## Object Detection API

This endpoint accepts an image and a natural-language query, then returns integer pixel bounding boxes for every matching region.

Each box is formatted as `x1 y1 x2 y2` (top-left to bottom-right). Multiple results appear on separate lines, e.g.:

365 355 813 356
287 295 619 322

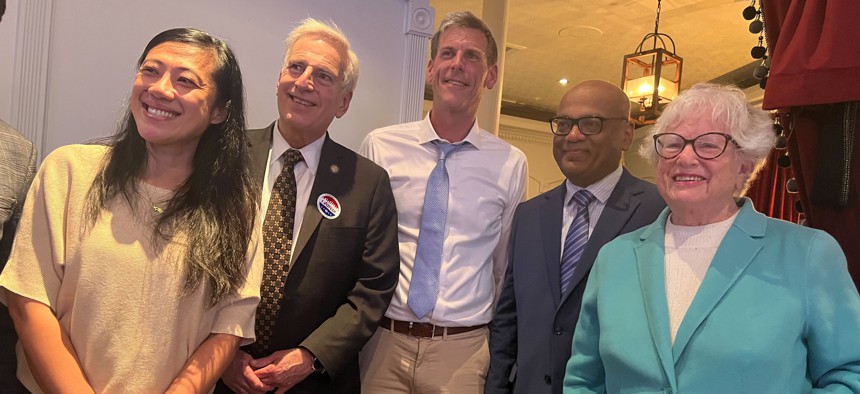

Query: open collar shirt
559 165 623 257
360 113 528 326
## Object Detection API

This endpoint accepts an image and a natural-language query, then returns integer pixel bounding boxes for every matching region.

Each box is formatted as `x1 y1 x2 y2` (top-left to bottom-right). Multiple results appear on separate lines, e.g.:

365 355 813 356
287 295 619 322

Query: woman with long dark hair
0 28 261 393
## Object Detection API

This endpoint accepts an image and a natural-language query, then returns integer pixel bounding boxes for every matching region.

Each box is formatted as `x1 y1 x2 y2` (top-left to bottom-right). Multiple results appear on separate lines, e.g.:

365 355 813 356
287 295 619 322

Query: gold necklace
140 184 167 214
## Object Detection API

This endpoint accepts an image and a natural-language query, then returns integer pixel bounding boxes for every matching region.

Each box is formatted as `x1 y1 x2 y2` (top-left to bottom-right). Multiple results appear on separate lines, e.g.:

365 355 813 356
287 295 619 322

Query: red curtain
783 110 860 289
744 145 801 223
761 0 860 289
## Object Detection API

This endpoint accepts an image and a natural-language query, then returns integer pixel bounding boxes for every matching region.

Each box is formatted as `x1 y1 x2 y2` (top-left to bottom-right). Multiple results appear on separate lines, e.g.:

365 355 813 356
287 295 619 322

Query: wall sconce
621 0 683 125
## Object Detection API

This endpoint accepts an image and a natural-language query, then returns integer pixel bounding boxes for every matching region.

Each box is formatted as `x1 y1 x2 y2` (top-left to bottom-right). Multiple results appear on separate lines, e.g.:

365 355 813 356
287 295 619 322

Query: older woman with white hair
563 83 860 393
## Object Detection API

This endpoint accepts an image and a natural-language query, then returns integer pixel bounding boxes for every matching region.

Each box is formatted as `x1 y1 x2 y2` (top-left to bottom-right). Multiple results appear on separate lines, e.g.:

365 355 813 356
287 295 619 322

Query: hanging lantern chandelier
621 0 683 125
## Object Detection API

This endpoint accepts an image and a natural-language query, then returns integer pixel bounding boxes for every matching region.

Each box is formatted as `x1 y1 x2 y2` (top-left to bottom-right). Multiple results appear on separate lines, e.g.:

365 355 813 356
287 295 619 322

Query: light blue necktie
408 140 468 319
560 189 595 295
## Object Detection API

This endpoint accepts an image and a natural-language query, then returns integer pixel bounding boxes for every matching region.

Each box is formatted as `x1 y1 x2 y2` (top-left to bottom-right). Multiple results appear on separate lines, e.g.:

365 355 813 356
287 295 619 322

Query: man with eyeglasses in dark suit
487 80 665 394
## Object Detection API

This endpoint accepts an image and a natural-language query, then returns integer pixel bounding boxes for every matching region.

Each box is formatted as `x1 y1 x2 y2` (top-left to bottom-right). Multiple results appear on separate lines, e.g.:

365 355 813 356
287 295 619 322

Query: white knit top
0 145 264 393
664 211 738 344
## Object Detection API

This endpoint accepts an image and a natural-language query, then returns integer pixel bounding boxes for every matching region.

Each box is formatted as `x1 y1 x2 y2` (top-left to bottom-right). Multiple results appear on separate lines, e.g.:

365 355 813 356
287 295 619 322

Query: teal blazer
564 199 860 393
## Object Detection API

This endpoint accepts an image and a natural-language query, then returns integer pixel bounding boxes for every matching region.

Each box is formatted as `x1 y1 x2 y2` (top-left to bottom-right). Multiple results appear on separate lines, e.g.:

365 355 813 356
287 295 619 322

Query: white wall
1 0 423 157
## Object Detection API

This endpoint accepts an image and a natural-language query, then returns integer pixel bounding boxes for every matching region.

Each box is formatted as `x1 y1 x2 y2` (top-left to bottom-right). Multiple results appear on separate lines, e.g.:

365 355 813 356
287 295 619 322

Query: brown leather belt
380 316 485 338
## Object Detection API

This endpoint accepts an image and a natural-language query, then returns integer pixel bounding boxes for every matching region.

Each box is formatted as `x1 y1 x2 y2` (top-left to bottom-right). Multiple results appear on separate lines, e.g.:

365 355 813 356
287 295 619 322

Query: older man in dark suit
217 18 399 394
486 80 665 394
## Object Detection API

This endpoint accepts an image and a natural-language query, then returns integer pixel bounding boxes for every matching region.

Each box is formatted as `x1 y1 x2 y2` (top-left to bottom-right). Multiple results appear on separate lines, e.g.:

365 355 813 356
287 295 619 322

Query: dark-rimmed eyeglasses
548 116 629 136
653 132 741 160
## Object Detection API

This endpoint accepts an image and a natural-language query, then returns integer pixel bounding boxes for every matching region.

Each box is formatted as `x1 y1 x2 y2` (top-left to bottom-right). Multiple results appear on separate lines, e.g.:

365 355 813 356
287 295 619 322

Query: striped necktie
560 189 595 295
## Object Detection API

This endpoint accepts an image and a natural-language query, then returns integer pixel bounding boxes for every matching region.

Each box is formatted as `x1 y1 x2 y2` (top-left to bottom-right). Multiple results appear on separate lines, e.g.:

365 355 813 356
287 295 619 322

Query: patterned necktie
247 149 304 358
560 189 595 295
408 140 468 319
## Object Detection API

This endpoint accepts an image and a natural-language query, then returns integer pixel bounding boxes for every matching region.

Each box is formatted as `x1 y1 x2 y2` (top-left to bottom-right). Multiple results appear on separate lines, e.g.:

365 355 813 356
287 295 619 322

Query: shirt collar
564 165 623 206
270 124 325 173
420 111 485 150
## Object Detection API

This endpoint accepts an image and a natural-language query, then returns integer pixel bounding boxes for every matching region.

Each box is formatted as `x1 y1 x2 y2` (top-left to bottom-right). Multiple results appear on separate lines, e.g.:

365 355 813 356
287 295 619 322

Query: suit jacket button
554 327 563 335
544 375 552 384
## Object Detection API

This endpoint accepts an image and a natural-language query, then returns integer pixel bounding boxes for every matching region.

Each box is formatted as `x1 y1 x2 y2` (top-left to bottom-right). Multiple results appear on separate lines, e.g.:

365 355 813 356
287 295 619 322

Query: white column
400 0 434 123
477 0 509 135
10 0 53 159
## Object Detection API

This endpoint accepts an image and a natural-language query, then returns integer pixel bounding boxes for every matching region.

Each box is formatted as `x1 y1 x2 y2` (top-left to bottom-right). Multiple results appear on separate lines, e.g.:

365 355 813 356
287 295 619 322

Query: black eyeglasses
653 132 741 160
548 116 629 136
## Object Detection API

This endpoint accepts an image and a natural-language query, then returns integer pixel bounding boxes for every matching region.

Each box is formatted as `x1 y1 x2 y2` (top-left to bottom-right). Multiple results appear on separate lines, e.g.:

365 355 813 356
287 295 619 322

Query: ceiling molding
500 129 553 144
424 85 556 123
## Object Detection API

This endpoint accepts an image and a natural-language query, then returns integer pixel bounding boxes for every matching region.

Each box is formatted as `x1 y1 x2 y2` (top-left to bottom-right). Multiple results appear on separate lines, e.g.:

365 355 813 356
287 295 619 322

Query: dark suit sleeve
486 208 522 394
300 166 400 378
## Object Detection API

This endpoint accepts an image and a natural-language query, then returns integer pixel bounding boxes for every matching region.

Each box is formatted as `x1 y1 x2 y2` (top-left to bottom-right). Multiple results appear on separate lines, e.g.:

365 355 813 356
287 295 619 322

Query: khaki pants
359 325 489 394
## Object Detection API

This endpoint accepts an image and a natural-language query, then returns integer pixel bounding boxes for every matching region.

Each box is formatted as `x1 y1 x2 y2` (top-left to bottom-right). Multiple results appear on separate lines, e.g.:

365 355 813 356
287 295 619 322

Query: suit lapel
541 185 566 308
290 135 343 265
247 123 275 191
671 200 764 361
634 211 676 387
561 170 642 304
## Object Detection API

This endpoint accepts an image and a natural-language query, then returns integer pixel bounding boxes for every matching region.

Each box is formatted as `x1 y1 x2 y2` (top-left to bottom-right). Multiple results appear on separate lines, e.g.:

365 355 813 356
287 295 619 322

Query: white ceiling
431 0 762 114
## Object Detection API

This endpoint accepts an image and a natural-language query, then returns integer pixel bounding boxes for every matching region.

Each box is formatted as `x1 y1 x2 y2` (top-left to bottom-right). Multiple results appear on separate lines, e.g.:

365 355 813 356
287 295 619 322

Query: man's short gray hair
283 18 360 93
